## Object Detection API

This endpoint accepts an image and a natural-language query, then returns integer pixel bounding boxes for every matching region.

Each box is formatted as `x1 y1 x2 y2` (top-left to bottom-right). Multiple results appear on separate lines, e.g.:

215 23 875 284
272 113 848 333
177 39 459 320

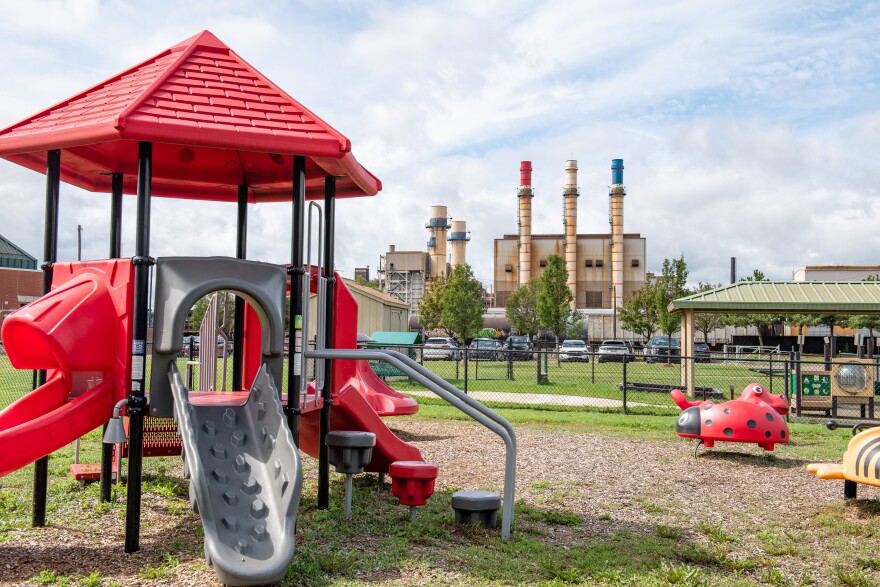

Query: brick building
0 235 41 329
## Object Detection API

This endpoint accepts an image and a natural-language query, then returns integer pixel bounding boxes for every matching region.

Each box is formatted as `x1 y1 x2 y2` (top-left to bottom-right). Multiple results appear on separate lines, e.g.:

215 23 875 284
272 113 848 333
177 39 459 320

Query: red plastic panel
0 260 134 477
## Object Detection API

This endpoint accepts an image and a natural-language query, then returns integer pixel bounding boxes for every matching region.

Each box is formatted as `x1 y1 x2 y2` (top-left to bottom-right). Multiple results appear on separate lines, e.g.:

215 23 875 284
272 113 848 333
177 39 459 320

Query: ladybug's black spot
765 412 774 422
765 431 771 438
724 427 734 437
706 420 713 427
704 403 713 410
780 430 787 439
724 408 731 414
747 420 757 429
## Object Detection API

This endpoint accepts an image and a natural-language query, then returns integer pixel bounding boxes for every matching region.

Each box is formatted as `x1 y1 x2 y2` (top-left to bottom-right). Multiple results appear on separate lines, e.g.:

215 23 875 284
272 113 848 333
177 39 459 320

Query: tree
536 254 573 344
564 309 586 340
417 275 447 333
440 264 484 344
654 256 689 339
847 275 880 343
354 275 382 291
619 281 659 343
694 282 726 343
505 280 542 336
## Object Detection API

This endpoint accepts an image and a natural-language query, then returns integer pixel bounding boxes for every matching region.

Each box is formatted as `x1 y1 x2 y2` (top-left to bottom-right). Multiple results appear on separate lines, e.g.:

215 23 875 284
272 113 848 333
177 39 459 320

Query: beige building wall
494 233 646 309
793 266 880 282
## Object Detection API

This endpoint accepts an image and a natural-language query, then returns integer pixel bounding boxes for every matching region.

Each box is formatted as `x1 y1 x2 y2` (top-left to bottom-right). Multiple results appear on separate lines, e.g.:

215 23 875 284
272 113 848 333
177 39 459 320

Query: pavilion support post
100 172 124 503
287 156 306 445
125 142 152 553
317 175 336 510
232 184 248 391
33 149 61 527
680 310 695 395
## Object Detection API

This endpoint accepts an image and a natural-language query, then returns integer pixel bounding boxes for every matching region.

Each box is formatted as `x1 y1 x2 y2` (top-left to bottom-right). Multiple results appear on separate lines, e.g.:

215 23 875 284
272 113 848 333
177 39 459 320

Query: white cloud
0 0 878 300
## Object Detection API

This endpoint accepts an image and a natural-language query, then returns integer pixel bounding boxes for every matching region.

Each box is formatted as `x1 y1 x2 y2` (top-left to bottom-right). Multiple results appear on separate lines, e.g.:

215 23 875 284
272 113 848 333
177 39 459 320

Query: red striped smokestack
518 161 534 285
564 160 579 309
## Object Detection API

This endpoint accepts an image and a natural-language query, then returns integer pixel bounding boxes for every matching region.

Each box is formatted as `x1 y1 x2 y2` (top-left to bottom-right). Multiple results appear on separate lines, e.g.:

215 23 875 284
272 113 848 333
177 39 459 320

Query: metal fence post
463 348 468 394
591 350 595 384
536 348 541 385
769 353 774 394
795 352 802 418
622 355 628 414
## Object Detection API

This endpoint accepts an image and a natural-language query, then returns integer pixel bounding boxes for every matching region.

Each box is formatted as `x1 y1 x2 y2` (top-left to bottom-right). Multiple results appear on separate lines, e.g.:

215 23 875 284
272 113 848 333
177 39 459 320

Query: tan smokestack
448 219 469 268
564 160 578 309
518 161 533 285
610 159 625 310
426 205 449 278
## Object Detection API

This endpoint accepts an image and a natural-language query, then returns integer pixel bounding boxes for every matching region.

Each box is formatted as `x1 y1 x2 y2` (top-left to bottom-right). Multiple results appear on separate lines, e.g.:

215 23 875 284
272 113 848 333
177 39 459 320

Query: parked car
694 341 711 363
644 336 681 363
502 335 533 361
469 338 502 361
182 335 200 358
597 339 633 363
423 336 461 361
560 339 590 362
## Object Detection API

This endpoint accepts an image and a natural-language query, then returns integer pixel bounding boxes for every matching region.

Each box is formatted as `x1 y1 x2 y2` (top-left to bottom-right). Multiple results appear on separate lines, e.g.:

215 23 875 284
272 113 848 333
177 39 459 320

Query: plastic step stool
452 490 501 528
389 460 438 520
326 431 376 517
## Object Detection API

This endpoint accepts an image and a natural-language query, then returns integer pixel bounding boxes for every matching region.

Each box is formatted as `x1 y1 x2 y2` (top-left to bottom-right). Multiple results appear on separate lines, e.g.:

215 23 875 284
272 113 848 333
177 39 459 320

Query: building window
595 260 604 268
504 264 513 272
584 259 593 267
539 259 547 267
631 259 640 267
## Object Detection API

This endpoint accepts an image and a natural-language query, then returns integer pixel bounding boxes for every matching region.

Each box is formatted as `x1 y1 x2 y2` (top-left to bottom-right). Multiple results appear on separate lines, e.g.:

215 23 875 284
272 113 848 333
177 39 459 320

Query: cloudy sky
0 0 877 292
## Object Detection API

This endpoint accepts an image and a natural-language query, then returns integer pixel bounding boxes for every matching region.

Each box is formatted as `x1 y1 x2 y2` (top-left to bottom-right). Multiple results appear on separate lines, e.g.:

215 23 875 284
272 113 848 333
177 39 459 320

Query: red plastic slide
0 260 133 478
296 273 421 471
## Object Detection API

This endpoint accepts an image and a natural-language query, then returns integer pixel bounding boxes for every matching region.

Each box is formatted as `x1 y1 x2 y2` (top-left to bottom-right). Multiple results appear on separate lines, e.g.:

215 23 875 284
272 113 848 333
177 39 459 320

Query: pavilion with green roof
670 281 880 393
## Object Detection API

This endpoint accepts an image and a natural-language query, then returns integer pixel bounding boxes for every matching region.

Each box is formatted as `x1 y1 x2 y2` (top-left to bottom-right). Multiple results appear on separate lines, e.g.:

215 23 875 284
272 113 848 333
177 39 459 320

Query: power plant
494 159 646 310
379 206 470 312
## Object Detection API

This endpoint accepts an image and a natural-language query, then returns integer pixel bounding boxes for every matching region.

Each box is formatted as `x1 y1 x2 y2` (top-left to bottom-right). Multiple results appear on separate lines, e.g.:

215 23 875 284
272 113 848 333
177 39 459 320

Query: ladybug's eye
754 386 763 394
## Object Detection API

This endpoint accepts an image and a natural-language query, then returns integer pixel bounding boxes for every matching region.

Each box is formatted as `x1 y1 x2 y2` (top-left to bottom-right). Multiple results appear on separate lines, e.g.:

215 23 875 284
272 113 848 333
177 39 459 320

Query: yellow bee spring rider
807 421 880 499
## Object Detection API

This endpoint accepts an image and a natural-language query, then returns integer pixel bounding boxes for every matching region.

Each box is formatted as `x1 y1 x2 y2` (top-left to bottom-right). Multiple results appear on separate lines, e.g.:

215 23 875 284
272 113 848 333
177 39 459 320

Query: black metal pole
318 175 336 509
288 157 306 445
33 149 61 527
622 355 628 414
100 172 124 503
232 184 248 391
317 175 336 509
795 352 802 418
125 142 152 553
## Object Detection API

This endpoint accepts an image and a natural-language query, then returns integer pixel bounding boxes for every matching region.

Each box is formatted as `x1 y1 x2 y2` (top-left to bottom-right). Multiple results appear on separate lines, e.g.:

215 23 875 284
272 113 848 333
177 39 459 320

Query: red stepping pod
389 461 438 506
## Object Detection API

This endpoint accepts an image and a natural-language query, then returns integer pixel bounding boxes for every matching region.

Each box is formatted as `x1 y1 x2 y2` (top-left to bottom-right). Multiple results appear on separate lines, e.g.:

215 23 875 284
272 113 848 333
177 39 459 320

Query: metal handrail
303 202 323 405
304 347 517 540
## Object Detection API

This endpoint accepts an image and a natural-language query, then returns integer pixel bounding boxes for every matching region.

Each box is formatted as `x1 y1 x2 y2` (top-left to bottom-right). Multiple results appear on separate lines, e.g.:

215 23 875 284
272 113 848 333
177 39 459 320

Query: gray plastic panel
150 257 286 417
170 363 302 587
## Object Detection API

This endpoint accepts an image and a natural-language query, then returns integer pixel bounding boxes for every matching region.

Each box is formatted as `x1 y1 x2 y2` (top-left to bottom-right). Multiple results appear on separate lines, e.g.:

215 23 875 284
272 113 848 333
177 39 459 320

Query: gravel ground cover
0 417 877 586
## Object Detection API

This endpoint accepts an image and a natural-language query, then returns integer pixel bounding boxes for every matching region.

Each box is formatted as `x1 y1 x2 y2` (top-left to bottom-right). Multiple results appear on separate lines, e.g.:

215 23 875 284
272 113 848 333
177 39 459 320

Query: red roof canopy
0 31 380 202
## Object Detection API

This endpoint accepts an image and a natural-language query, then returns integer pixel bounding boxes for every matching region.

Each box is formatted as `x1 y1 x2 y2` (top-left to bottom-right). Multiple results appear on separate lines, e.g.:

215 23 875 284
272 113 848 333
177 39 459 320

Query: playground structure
0 30 516 586
807 421 880 499
671 383 790 454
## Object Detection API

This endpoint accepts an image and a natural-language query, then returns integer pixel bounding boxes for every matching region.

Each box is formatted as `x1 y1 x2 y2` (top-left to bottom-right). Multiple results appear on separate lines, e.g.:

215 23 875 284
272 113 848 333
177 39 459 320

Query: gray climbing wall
170 363 302 586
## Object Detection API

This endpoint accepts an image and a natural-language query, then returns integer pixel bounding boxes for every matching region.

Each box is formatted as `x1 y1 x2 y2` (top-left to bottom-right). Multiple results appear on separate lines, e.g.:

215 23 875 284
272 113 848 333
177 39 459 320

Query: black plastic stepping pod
326 431 376 517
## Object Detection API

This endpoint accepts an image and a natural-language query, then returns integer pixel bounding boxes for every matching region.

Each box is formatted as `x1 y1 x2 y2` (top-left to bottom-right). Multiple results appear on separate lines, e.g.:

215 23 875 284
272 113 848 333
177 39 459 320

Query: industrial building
793 266 880 282
378 206 469 312
493 159 646 310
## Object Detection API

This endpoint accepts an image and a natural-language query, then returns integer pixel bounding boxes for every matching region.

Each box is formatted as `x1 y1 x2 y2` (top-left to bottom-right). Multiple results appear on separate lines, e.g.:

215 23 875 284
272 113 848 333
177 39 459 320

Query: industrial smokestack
610 159 625 311
448 220 469 268
564 160 579 309
426 205 449 278
518 161 534 285
730 257 737 284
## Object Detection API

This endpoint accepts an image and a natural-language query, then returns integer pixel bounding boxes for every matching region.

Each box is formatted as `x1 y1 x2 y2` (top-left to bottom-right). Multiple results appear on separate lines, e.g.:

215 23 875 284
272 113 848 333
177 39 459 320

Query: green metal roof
367 331 422 345
0 234 36 270
669 281 880 314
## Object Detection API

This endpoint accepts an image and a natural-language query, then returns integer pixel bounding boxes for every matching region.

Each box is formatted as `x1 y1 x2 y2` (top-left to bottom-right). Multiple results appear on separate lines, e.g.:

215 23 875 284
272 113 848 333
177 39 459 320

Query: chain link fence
2 341 877 424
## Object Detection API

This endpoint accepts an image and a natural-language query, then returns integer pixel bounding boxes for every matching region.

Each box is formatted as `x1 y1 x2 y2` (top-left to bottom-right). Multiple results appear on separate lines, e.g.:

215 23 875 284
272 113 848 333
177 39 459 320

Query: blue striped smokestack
611 159 624 185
